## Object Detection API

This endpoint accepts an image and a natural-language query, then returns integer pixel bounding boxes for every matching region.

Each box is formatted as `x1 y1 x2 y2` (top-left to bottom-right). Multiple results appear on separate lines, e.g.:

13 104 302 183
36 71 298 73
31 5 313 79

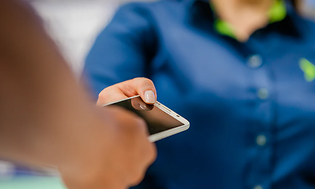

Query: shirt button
257 88 268 99
254 185 263 189
247 55 262 68
256 135 267 146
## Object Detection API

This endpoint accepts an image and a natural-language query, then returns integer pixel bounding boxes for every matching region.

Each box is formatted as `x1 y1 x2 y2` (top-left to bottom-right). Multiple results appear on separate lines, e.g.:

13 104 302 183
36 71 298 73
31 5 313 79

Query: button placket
257 88 269 99
254 185 263 189
256 135 267 146
247 55 263 68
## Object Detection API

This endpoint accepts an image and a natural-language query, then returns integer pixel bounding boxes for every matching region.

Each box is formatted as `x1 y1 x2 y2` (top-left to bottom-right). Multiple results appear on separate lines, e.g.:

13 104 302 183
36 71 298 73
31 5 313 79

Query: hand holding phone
103 96 190 142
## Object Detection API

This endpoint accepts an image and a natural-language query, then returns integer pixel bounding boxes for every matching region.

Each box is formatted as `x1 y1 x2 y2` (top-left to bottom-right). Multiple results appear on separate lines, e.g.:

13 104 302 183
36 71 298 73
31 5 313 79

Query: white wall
31 0 120 76
31 0 155 76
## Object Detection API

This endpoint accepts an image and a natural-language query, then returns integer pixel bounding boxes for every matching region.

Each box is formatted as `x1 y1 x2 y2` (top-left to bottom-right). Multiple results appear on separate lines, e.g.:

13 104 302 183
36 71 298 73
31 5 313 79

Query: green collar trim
268 0 287 23
212 0 287 39
299 58 315 82
214 20 236 39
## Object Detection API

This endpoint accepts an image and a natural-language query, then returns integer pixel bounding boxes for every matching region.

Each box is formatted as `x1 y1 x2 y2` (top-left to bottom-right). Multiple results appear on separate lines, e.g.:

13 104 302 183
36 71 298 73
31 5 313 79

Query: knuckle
97 91 107 102
120 115 146 136
129 171 145 186
132 77 146 81
150 145 157 162
134 77 154 87
144 142 157 164
135 117 146 127
142 78 154 87
135 118 148 134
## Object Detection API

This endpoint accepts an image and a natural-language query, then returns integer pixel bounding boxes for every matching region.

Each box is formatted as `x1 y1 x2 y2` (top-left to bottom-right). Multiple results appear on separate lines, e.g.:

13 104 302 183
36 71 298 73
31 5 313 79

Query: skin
0 0 157 189
211 0 276 41
97 78 157 106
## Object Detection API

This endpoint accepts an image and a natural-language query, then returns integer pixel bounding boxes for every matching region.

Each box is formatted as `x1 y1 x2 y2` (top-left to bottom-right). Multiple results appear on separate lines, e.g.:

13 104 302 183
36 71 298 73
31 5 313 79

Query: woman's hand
97 77 157 106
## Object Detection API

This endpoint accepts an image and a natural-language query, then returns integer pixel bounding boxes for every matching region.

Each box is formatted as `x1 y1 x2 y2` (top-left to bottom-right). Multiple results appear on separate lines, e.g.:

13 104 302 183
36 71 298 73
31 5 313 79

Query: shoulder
119 0 184 9
296 16 315 41
105 0 187 37
115 0 186 18
303 17 315 32
288 15 315 55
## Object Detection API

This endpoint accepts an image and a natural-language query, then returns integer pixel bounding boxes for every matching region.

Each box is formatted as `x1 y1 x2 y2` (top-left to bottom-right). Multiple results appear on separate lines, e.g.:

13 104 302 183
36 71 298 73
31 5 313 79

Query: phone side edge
102 95 140 107
148 124 190 142
154 101 190 126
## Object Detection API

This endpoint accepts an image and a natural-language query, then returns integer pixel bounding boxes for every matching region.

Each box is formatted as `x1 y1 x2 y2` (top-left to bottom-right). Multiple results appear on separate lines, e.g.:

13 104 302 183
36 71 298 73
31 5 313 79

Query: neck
233 0 272 9
211 0 274 41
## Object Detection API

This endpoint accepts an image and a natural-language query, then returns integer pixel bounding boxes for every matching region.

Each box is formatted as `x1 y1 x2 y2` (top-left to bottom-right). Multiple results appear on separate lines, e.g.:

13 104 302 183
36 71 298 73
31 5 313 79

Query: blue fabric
84 0 315 188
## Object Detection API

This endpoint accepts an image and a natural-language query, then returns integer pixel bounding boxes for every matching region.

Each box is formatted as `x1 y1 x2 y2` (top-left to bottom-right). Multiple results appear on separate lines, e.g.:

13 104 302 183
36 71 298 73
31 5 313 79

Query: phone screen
108 97 184 135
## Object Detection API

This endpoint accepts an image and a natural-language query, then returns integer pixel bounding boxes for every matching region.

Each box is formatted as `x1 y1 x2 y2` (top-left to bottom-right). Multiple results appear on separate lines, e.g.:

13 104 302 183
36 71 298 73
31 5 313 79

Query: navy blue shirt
84 0 315 188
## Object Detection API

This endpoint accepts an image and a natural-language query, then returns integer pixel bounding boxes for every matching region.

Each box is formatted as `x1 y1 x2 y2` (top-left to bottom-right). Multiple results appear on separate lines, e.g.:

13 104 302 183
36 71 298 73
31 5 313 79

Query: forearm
0 0 101 167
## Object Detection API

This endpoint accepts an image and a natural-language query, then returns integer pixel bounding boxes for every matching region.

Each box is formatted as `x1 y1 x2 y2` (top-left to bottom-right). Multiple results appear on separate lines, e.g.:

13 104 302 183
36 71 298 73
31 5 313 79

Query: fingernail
140 104 149 110
144 90 155 103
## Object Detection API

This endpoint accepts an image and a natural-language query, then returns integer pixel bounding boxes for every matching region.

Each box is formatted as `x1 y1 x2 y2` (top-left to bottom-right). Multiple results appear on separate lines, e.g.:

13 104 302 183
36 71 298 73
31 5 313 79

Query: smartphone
103 95 190 142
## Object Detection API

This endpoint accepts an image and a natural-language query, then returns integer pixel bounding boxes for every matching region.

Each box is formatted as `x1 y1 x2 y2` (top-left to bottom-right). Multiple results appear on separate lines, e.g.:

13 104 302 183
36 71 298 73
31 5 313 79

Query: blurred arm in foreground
0 0 156 189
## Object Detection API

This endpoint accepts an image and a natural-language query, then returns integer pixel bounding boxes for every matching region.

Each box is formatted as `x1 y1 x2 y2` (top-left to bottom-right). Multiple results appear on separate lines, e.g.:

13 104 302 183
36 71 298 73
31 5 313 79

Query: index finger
96 78 157 106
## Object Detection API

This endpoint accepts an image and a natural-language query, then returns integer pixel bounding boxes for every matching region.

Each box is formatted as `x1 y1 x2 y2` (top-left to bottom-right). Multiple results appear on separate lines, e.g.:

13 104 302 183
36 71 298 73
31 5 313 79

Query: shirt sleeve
83 3 157 98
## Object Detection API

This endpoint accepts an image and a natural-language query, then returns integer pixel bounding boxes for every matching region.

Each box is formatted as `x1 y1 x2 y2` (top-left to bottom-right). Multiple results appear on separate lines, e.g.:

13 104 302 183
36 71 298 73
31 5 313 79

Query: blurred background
30 0 155 76
31 0 315 77
30 0 121 76
0 0 315 188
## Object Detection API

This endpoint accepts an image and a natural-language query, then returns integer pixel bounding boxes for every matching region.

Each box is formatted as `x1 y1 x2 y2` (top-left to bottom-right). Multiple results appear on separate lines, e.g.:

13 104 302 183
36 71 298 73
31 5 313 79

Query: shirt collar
268 0 287 23
213 0 287 39
186 0 301 39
